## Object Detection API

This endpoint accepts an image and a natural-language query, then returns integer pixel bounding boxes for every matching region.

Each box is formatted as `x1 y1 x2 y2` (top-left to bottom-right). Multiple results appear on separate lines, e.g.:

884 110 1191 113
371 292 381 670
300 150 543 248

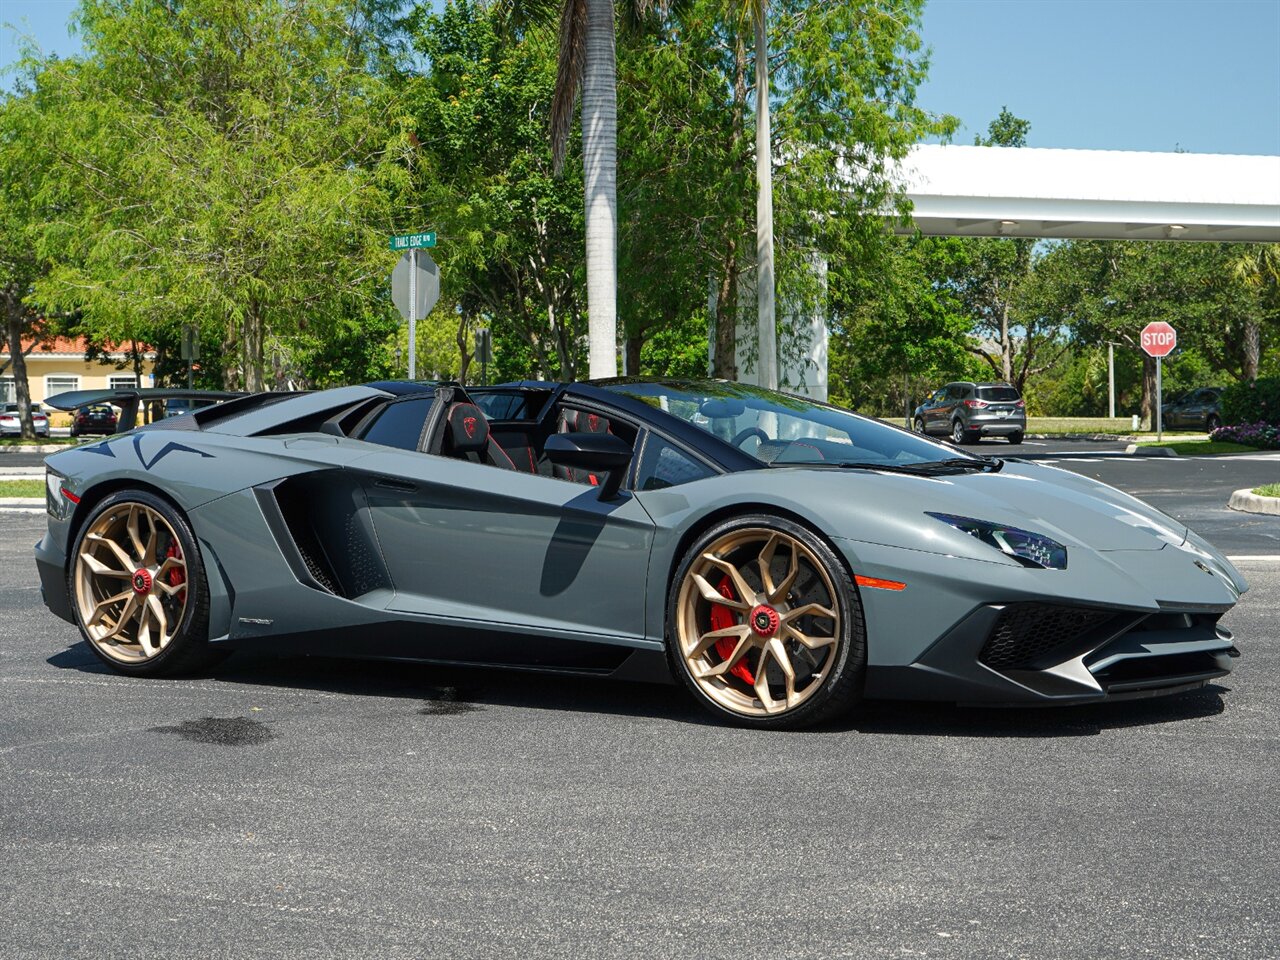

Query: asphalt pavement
3 491 1279 958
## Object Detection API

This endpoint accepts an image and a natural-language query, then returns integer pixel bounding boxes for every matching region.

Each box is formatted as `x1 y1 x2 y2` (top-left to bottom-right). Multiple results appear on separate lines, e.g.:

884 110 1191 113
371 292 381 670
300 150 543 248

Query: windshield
603 381 982 468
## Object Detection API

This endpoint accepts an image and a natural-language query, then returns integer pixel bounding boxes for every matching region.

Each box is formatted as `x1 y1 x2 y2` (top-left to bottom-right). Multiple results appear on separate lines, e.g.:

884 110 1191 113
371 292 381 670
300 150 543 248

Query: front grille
980 603 1125 671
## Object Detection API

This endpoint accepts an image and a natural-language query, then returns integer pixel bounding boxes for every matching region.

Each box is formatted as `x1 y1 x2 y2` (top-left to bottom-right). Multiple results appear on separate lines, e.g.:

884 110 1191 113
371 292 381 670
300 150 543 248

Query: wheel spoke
752 645 785 714
87 589 133 626
146 594 170 647
690 623 750 658
156 556 185 580
766 637 799 706
784 623 837 650
99 594 140 642
142 509 159 566
82 553 131 579
781 602 837 624
757 533 780 598
701 553 757 606
766 538 800 604
699 634 755 679
691 572 749 611
125 505 147 563
87 533 134 574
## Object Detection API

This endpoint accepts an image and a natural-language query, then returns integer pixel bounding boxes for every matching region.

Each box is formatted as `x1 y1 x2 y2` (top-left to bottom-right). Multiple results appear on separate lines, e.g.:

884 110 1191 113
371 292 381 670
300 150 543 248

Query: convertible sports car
35 379 1245 728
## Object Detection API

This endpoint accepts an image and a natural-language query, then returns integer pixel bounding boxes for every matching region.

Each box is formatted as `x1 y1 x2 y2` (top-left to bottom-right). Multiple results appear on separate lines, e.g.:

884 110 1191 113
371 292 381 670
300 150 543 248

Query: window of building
44 376 80 400
108 375 138 391
0 377 13 403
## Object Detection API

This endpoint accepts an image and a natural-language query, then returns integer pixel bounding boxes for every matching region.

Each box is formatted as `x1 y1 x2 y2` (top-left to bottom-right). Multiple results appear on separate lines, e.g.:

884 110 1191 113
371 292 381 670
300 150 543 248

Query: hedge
1210 422 1280 449
1220 377 1280 426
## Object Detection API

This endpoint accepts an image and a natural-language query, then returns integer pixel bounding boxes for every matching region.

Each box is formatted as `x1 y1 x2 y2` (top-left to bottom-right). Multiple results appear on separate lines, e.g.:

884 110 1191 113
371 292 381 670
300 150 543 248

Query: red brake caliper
710 575 756 685
165 542 186 601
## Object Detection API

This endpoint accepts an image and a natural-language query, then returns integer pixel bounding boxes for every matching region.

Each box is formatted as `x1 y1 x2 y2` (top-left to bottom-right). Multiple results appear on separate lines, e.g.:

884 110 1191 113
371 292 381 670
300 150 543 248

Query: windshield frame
594 379 985 471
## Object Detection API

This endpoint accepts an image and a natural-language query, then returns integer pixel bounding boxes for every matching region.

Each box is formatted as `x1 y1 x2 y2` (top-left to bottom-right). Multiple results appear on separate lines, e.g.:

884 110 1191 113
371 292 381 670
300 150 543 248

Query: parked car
1161 387 1223 431
37 378 1243 729
912 381 1026 445
0 402 50 438
70 404 119 438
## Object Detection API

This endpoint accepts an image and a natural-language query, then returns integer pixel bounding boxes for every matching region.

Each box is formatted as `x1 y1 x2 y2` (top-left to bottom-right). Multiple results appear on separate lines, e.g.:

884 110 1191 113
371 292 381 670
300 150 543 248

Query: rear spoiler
44 388 247 432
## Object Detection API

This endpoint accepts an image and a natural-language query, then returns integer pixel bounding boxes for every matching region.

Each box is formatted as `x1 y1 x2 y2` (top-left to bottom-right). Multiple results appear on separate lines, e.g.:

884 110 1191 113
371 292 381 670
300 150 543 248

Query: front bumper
865 599 1235 705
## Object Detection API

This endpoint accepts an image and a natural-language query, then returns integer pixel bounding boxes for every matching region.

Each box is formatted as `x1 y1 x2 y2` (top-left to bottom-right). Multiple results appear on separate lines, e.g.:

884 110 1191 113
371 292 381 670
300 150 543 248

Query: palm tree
550 1 665 379
1231 244 1280 381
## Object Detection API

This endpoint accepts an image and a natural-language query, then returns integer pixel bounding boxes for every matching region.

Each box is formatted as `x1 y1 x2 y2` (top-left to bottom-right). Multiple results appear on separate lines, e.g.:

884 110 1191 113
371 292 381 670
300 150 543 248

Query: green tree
33 0 414 392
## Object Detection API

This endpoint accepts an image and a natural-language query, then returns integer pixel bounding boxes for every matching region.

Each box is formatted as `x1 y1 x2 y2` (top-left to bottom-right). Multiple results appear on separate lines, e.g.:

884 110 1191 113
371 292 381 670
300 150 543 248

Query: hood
904 459 1187 552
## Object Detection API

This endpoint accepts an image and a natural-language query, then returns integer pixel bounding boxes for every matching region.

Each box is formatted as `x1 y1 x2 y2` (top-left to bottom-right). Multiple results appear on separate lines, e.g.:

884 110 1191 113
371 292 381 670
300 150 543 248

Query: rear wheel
667 515 865 729
69 490 219 676
951 420 974 445
1007 431 1024 445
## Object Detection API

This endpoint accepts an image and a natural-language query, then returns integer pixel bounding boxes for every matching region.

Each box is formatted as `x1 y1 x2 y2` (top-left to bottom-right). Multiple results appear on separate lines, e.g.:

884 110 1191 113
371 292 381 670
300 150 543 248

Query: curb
0 497 43 514
0 444 74 454
1125 444 1177 457
1228 489 1280 516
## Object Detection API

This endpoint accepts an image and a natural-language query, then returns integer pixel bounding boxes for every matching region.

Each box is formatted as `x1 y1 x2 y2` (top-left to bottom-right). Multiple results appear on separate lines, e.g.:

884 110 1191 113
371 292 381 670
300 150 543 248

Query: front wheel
1207 415 1221 432
667 515 866 729
913 418 925 434
69 490 219 676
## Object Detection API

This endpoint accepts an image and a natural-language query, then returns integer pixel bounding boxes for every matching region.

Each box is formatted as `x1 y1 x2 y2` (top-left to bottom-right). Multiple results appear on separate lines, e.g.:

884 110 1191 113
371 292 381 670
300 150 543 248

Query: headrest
446 402 489 453
559 408 610 434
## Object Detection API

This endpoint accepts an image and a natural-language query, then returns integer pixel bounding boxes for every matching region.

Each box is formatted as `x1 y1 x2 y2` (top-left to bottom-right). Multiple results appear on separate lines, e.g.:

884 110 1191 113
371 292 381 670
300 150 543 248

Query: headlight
926 512 1068 570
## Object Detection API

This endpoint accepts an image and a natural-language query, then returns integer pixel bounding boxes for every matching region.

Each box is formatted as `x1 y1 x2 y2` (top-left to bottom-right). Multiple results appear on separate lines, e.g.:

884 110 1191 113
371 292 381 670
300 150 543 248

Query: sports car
35 379 1245 728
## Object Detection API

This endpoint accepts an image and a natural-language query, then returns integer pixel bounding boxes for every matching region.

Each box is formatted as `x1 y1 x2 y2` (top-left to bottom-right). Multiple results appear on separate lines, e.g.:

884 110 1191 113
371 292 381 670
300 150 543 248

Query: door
352 446 656 648
924 387 951 434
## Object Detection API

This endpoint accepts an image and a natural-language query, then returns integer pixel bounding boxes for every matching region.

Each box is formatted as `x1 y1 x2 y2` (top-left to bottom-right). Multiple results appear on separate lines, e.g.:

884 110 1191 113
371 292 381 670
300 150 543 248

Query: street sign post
389 232 437 251
391 248 441 379
1141 321 1177 442
474 327 492 386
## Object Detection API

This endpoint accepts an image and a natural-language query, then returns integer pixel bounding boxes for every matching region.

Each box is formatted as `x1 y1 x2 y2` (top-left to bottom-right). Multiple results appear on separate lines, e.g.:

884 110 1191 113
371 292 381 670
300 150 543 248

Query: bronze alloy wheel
73 500 191 664
674 524 853 721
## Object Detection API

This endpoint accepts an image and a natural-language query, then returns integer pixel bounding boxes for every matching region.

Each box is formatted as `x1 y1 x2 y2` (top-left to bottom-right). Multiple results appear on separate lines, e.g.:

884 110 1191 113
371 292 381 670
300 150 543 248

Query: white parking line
1227 555 1280 564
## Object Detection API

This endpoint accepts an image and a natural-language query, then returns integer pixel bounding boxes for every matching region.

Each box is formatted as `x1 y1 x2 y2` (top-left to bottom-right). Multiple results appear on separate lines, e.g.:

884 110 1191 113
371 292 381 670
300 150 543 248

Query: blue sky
3 0 1278 155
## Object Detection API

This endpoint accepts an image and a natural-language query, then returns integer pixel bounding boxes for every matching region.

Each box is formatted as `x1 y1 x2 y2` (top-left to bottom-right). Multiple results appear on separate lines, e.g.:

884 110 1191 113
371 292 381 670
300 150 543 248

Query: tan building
1 337 157 418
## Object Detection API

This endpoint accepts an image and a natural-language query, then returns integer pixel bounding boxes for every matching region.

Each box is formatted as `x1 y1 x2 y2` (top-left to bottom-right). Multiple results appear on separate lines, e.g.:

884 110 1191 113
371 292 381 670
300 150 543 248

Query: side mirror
544 431 632 501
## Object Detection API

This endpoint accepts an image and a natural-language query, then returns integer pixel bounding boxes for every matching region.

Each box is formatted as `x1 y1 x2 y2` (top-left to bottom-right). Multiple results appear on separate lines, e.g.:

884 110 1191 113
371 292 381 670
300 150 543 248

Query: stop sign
1140 321 1177 358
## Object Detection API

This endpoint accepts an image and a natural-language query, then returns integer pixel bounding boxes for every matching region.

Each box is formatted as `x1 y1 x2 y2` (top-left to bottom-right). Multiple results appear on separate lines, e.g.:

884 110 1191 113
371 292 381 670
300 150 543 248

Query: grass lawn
1134 440 1258 455
0 436 76 446
1255 484 1280 498
0 479 45 498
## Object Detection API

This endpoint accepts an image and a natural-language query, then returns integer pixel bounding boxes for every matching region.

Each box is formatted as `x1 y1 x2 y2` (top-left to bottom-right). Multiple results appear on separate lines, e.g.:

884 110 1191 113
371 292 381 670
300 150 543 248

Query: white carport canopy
901 144 1280 242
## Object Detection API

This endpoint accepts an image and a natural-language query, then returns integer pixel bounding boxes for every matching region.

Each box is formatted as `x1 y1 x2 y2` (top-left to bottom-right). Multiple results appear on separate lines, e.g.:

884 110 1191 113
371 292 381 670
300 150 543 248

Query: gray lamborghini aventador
35 379 1244 728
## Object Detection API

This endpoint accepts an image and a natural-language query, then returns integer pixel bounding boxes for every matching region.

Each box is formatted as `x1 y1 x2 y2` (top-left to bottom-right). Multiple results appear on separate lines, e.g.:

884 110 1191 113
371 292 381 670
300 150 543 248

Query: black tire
913 418 925 434
68 489 222 677
1007 431 1024 445
666 514 866 730
1207 415 1221 432
951 419 974 445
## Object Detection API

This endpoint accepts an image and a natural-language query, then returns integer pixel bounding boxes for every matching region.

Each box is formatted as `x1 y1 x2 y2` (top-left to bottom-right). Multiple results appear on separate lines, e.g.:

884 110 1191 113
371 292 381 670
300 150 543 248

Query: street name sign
1140 321 1177 358
389 232 437 251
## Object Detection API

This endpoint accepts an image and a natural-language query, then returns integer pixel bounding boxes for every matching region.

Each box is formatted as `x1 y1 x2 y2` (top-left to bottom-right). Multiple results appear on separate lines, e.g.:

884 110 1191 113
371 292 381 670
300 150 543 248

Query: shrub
1220 377 1280 426
1211 422 1280 449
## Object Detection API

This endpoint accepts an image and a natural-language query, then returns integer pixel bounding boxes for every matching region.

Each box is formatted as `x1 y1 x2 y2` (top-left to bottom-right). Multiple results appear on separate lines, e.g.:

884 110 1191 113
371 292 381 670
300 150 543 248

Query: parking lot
2 453 1278 959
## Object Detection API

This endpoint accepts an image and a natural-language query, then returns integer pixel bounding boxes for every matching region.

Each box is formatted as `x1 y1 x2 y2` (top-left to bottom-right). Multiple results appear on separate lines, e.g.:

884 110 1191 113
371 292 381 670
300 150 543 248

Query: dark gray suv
912 381 1026 444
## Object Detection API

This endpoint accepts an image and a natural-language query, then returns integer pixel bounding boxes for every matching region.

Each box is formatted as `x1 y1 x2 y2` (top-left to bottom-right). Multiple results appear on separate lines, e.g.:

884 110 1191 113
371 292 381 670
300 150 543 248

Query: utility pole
1108 342 1115 419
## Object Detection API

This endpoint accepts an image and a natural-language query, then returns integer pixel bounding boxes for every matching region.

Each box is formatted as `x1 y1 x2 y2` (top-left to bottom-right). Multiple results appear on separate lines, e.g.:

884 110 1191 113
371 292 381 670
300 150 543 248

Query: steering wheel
730 427 769 448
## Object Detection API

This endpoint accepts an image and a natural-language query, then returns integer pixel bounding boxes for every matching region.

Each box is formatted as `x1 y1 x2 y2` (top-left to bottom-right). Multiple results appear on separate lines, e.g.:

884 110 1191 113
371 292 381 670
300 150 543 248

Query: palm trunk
753 7 777 390
1243 317 1260 381
582 0 617 380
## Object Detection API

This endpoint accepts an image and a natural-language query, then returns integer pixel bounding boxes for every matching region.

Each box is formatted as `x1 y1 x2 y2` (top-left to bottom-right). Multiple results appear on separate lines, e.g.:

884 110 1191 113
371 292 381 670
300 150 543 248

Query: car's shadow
48 642 1228 738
